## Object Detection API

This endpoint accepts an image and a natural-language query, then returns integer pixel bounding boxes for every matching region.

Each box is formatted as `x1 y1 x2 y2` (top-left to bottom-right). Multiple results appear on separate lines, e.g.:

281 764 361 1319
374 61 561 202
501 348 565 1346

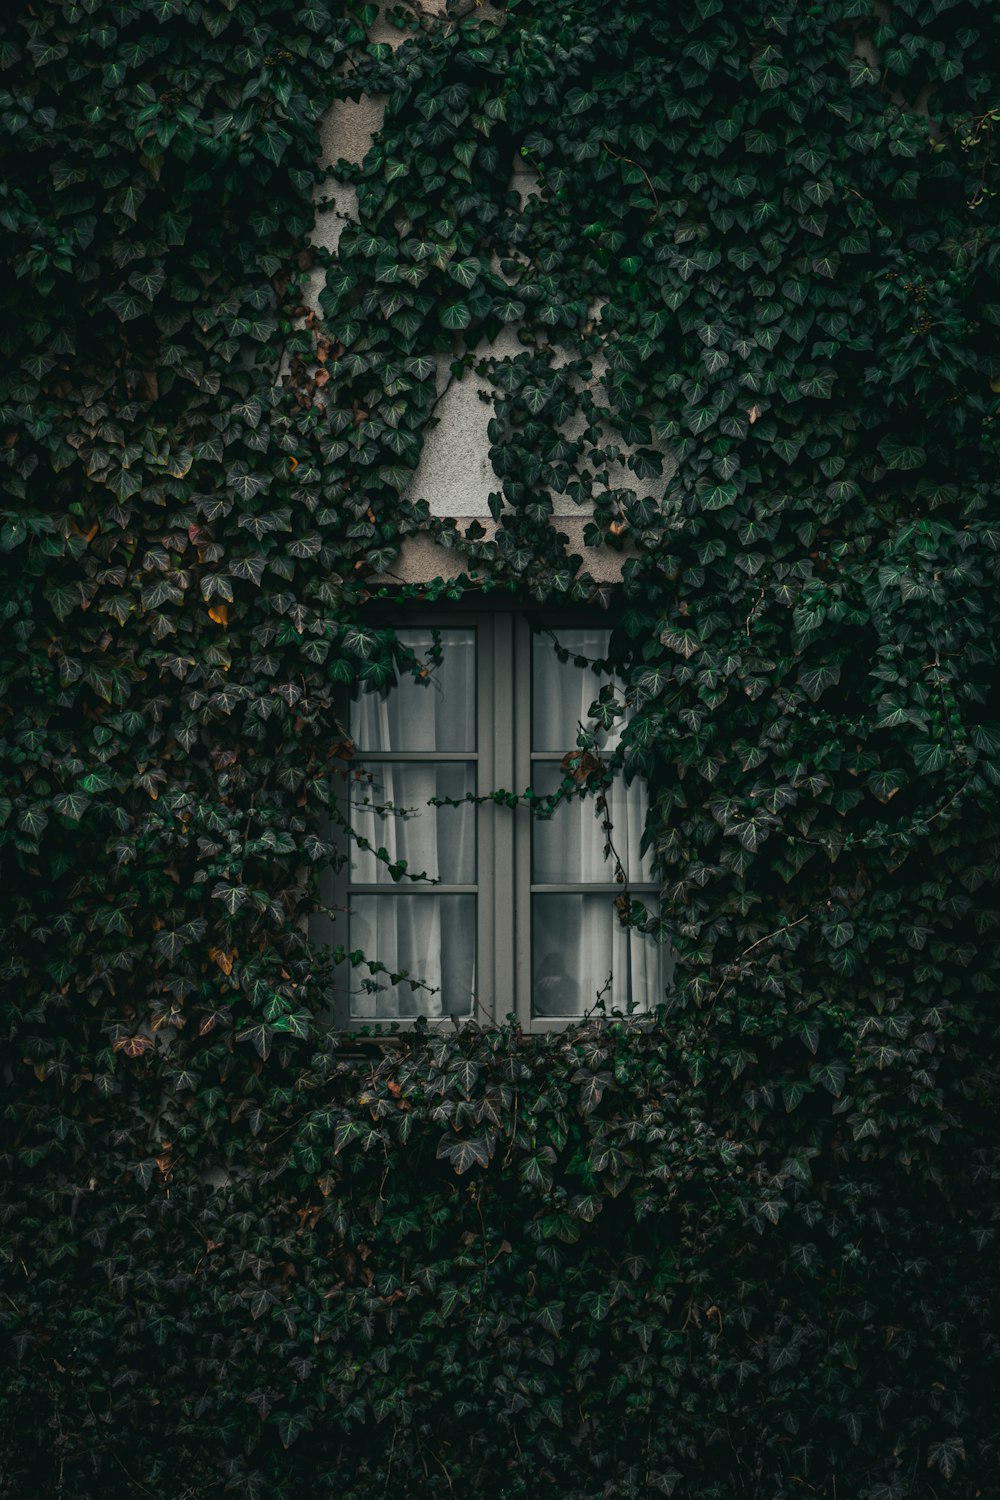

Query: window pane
532 628 620 753
351 627 475 752
350 762 475 885
531 762 655 884
531 894 669 1019
349 894 476 1021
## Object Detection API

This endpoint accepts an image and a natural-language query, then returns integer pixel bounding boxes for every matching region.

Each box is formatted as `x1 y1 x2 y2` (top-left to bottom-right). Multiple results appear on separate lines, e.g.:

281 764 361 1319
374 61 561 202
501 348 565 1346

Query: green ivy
1 0 999 1495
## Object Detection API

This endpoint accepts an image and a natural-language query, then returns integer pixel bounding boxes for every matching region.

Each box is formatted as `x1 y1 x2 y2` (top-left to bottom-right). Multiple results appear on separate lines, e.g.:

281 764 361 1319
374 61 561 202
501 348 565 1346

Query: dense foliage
2 0 999 1496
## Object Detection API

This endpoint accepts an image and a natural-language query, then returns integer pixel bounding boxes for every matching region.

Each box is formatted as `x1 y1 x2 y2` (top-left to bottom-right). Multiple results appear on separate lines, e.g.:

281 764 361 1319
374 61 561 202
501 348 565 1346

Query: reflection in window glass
531 762 654 885
350 762 475 885
346 628 477 1023
532 628 617 753
350 894 476 1020
351 628 476 752
531 895 669 1020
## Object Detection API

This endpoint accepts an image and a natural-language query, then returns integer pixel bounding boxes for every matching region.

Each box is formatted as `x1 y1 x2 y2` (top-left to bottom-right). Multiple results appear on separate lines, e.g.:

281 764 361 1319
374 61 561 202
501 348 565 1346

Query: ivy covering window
331 615 667 1027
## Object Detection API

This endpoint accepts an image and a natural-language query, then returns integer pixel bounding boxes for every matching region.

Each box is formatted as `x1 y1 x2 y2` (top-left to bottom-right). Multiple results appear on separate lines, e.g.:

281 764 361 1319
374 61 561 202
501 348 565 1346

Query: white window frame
322 609 663 1031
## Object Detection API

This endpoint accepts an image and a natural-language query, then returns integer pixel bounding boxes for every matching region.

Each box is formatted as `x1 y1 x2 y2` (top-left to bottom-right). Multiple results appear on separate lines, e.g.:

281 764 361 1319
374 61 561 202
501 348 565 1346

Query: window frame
323 605 663 1031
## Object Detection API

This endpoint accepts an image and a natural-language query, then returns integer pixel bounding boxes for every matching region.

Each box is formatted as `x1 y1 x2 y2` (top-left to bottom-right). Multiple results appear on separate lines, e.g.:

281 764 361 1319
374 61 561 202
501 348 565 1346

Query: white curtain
342 623 667 1023
348 629 476 1020
531 628 665 1018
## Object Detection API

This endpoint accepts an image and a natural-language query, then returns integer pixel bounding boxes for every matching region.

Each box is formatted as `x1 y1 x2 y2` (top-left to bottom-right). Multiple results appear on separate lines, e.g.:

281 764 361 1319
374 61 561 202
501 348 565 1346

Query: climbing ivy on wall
1 0 999 1496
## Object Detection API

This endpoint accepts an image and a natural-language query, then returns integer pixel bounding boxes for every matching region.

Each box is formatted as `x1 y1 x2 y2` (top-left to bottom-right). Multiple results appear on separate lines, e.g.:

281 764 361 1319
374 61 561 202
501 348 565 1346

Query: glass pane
350 627 475 752
531 894 670 1019
531 762 655 884
532 628 621 753
349 894 476 1021
350 762 475 885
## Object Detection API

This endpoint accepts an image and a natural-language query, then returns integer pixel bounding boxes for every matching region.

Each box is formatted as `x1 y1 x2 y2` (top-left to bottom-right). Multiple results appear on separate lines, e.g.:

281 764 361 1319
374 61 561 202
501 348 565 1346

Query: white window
325 613 669 1028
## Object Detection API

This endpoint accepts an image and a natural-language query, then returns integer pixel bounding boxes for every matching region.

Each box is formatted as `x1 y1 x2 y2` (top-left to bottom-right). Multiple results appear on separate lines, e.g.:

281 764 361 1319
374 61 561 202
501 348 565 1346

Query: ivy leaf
577 1071 610 1116
799 662 841 701
912 741 948 774
447 258 481 289
686 404 719 434
113 183 146 221
731 813 775 852
53 792 90 821
810 1060 847 1098
227 467 268 501
342 627 378 659
16 805 48 839
212 882 249 915
153 928 188 961
822 920 855 950
440 301 471 331
436 1136 493 1174
581 1290 611 1322
276 1413 312 1449
237 1023 276 1061
128 267 166 300
879 438 926 470
452 1059 479 1096
699 481 737 511
104 290 150 321
632 666 668 703
245 1285 276 1319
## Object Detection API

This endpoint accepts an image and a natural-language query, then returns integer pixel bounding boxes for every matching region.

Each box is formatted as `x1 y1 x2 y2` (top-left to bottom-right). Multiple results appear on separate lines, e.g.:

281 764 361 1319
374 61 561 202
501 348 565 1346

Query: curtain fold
531 628 665 1018
342 622 665 1023
348 628 476 1020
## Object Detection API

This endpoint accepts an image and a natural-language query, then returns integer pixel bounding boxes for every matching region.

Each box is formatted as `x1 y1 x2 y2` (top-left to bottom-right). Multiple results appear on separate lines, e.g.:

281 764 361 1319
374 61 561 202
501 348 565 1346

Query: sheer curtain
531 628 665 1018
348 629 476 1020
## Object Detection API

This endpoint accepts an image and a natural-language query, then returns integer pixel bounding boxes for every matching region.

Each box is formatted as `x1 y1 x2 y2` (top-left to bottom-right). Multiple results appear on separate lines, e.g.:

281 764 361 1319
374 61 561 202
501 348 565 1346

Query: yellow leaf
991 374 1000 393
113 1034 154 1057
209 947 235 976
208 604 229 627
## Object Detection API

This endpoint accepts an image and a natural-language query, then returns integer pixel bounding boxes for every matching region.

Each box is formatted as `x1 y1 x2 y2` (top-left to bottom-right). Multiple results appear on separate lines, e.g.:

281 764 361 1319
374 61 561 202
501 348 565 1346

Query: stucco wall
311 20 663 583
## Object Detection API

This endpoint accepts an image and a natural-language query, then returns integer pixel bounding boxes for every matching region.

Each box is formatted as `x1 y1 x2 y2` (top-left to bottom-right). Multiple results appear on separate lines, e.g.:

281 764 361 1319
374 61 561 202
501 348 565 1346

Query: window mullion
514 617 533 1028
474 614 493 1023
327 781 351 1028
485 614 515 1022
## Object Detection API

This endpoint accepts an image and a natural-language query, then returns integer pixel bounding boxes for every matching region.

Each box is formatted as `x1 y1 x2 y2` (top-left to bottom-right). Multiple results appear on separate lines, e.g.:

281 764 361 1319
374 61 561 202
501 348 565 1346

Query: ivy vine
1 0 999 1496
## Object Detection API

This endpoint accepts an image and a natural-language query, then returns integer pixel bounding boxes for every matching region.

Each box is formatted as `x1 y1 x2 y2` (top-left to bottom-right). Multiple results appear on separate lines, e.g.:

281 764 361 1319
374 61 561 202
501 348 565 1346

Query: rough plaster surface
319 93 386 170
310 53 654 588
409 328 522 517
309 184 360 273
307 94 385 307
392 520 637 584
410 331 674 522
510 164 540 204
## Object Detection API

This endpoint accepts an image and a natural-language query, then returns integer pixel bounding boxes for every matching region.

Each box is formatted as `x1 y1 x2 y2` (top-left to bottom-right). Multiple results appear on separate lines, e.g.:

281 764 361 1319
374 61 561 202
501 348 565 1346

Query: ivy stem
600 140 659 210
704 911 812 1009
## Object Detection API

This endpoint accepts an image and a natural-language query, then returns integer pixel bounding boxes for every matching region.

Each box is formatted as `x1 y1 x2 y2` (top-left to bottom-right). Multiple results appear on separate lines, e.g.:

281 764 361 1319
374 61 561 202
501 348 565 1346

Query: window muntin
349 763 476 886
531 895 663 1021
358 626 476 752
531 626 623 754
349 894 476 1021
336 615 667 1026
529 762 656 886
